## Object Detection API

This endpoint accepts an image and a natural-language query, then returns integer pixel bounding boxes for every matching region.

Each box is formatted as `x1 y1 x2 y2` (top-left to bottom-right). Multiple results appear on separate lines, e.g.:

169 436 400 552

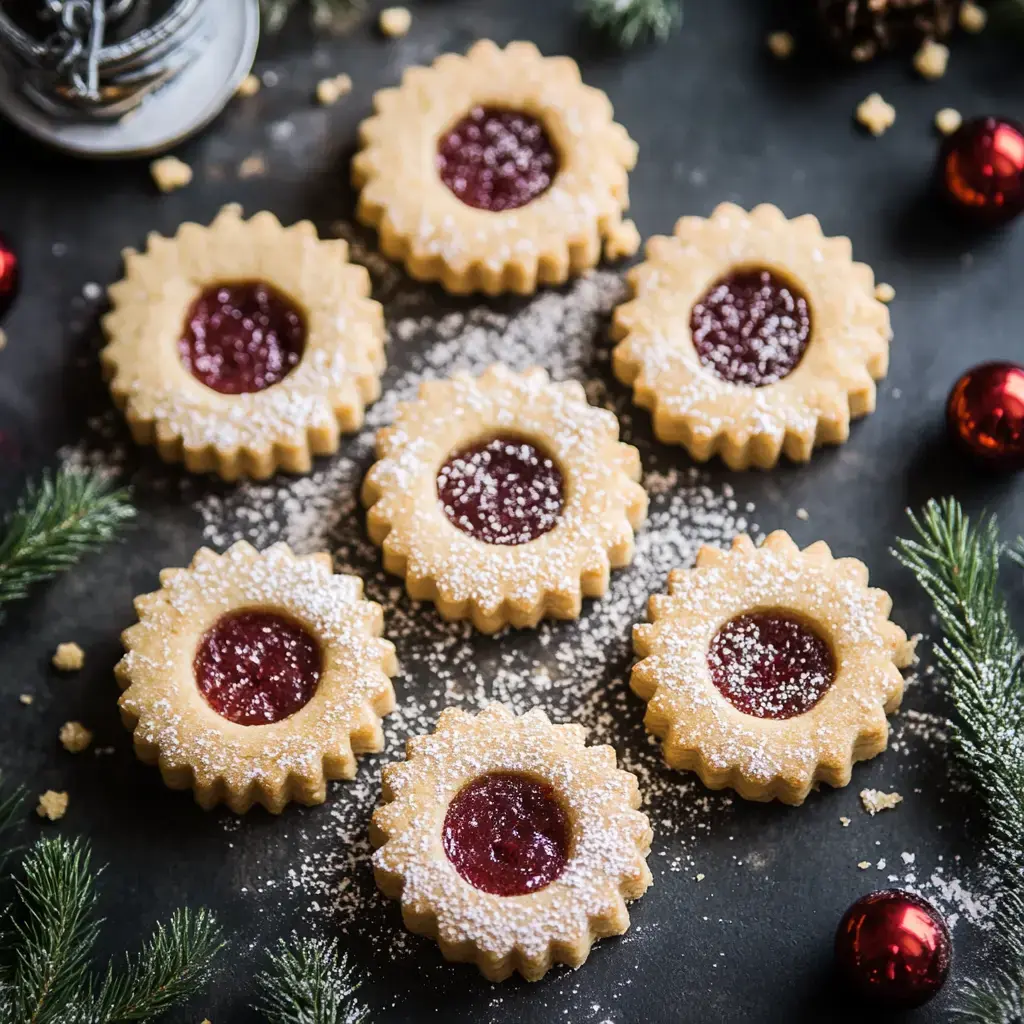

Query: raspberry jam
690 267 812 387
436 435 564 546
179 280 306 395
707 611 836 719
194 610 321 726
442 772 571 896
437 106 558 212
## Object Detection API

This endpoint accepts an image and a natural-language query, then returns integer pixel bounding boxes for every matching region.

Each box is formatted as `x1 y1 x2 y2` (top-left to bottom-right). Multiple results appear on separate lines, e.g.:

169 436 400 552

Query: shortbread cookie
352 40 638 295
371 704 653 981
362 365 648 633
612 203 892 469
116 542 397 814
102 204 385 481
631 531 913 805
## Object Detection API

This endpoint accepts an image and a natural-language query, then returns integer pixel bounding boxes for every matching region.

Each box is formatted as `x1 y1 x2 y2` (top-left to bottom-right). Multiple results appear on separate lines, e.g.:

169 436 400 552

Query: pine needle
252 936 368 1024
895 498 1024 1022
582 0 683 46
0 467 135 620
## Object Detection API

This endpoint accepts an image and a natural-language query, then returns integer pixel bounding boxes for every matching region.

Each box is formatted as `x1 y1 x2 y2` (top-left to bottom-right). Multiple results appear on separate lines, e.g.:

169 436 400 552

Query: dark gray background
1 1 1023 1021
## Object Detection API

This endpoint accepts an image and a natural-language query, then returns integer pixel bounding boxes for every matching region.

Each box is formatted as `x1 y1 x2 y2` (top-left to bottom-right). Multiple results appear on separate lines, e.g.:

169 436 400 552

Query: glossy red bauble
947 362 1024 472
0 231 19 320
834 889 951 1008
937 117 1024 226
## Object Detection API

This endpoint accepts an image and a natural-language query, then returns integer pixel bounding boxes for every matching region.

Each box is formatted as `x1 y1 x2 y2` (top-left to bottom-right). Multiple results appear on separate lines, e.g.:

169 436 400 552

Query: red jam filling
179 280 306 395
437 106 558 212
442 772 570 896
707 611 836 719
436 435 564 546
690 267 812 387
194 610 321 726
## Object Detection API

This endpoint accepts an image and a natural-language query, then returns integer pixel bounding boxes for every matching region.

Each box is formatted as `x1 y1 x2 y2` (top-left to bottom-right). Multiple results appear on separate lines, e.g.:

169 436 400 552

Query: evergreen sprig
895 498 1024 1024
0 467 135 620
0 835 223 1024
582 0 683 46
252 935 369 1024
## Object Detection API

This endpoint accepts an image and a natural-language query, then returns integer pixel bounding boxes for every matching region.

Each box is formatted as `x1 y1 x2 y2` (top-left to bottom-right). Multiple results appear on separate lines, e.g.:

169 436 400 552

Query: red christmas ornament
947 362 1024 471
0 231 18 320
834 889 951 1008
937 116 1024 226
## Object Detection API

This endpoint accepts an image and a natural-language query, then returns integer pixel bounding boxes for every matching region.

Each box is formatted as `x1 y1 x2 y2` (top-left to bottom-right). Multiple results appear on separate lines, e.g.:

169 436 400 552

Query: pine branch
582 0 683 46
0 467 135 620
252 936 368 1024
895 498 1024 1024
89 909 225 1022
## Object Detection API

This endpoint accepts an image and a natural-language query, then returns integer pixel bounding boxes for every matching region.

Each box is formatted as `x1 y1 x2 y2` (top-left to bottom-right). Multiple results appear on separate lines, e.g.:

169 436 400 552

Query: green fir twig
582 0 683 46
895 498 1024 1024
0 467 135 621
253 935 369 1024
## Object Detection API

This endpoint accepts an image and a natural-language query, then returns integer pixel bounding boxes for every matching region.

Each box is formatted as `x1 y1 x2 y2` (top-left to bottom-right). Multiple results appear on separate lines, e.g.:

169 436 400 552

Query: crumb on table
856 93 896 137
840 816 851 827
795 508 809 521
52 642 85 672
379 6 411 38
860 788 903 816
316 73 353 107
0 328 6 351
150 155 193 193
604 219 641 262
874 282 896 303
914 40 949 80
59 720 93 754
18 693 33 705
960 1 987 33
236 73 261 98
37 790 68 821
935 107 963 136
766 31 794 59
857 860 871 870
238 154 266 179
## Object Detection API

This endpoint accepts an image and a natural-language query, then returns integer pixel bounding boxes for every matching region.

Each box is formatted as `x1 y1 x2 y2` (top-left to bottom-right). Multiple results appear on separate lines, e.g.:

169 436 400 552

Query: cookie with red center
101 204 386 481
116 541 397 814
370 704 653 982
361 365 648 633
631 531 914 805
612 203 892 470
352 40 639 295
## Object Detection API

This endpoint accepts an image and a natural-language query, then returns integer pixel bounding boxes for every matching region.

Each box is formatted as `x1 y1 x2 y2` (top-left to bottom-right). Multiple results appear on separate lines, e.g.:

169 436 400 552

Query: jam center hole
179 279 306 395
707 611 836 720
194 610 321 726
690 267 813 387
436 434 565 546
442 772 571 896
437 106 559 212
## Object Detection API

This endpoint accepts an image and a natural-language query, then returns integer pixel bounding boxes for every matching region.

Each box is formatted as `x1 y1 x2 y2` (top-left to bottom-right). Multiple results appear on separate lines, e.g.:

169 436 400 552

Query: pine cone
815 0 961 62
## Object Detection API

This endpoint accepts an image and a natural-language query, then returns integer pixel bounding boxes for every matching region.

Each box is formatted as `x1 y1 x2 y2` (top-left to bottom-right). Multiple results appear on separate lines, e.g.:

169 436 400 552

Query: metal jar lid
0 0 260 157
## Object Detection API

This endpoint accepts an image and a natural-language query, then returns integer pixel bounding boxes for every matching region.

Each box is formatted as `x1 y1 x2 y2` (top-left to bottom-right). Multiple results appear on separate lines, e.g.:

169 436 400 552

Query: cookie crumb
37 790 68 821
840 816 851 827
149 155 193 193
856 93 896 136
316 73 353 106
236 73 261 98
18 693 33 706
238 154 266 179
695 872 705 882
959 1 987 33
795 508 810 521
857 860 871 870
604 219 641 262
935 107 963 136
52 642 85 672
378 6 411 37
874 282 896 303
860 788 903 816
0 328 6 351
767 31 794 59
59 721 93 754
914 40 949 80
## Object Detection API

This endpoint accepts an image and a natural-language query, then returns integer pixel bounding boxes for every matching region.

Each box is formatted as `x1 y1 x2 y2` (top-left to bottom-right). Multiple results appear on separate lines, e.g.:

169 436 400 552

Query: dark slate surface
1 1 1023 1021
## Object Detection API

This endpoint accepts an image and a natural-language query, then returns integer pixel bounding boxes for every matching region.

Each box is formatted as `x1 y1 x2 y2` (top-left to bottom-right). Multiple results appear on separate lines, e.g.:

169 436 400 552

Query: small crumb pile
59 721 93 754
149 155 192 193
935 108 962 136
860 788 903 815
52 641 85 672
914 40 949 81
959 1 987 33
316 73 353 106
378 6 411 38
857 93 896 137
37 790 68 821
